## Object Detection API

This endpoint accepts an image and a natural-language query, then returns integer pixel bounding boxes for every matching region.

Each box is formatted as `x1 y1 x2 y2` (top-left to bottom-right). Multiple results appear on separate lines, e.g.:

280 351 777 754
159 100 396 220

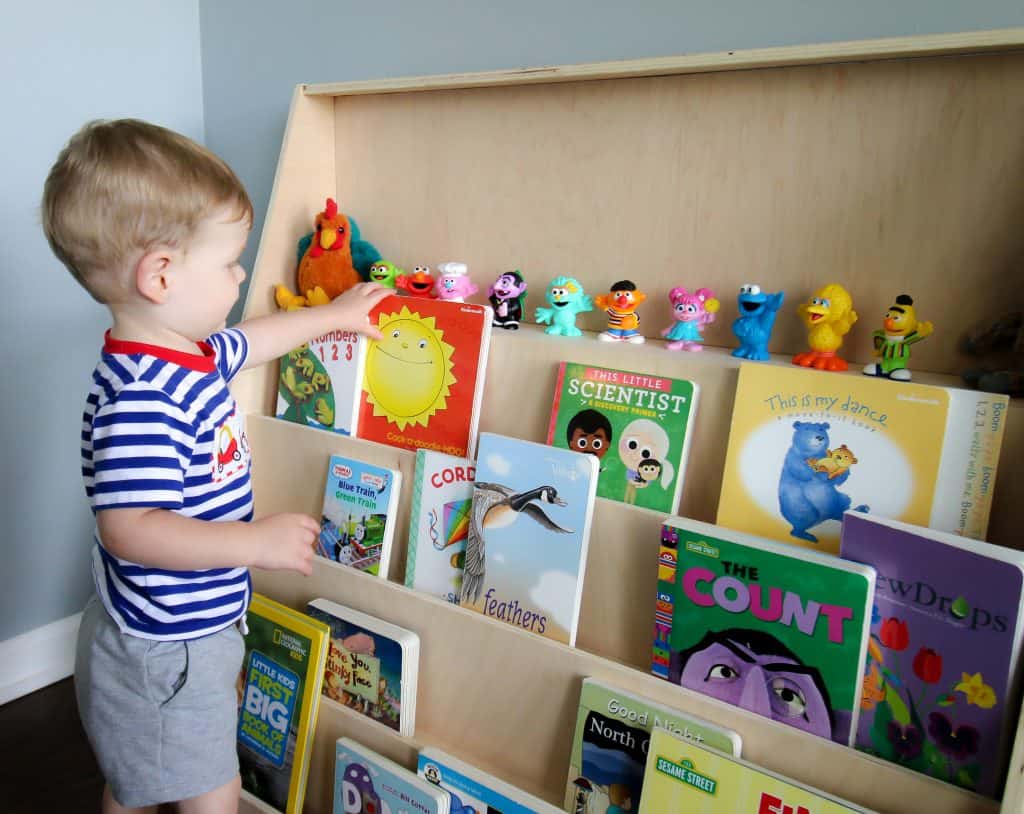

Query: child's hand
326 282 392 340
249 513 319 575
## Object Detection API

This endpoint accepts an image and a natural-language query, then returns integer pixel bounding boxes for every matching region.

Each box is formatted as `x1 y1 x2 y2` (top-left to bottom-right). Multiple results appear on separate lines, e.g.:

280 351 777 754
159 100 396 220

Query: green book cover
546 362 698 513
652 518 874 747
565 678 741 813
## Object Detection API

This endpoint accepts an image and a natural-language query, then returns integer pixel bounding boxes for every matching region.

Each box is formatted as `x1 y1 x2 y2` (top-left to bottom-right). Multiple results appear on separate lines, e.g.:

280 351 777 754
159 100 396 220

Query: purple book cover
840 512 1024 798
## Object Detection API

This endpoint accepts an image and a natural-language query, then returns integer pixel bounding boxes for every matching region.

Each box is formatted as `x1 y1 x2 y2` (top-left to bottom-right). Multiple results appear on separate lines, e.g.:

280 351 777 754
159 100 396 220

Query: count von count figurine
731 284 784 360
863 294 933 381
488 270 528 330
535 276 593 337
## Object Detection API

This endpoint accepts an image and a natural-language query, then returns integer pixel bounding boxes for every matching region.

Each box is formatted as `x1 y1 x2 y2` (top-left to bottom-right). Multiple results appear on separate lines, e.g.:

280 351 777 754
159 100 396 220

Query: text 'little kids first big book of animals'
840 512 1024 798
717 363 1008 555
565 678 741 813
405 449 475 604
653 517 875 746
637 728 876 813
460 432 599 646
546 362 698 514
357 295 492 458
318 455 401 578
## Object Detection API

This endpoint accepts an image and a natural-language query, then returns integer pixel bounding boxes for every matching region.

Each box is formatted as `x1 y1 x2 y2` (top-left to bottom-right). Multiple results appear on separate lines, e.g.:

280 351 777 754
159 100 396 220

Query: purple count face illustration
673 628 834 740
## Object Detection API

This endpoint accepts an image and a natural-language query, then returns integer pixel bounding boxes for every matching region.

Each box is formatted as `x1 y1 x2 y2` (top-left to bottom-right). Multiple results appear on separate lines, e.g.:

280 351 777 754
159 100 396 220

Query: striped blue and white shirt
82 329 253 640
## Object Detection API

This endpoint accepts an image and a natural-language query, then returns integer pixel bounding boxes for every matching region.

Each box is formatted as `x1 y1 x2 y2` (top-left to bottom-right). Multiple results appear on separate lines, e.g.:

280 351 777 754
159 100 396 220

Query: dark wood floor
0 678 105 813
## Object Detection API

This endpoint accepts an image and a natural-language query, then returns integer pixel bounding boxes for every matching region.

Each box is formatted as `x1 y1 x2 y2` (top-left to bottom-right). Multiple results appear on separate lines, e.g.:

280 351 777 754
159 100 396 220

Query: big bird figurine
275 198 381 309
792 283 858 371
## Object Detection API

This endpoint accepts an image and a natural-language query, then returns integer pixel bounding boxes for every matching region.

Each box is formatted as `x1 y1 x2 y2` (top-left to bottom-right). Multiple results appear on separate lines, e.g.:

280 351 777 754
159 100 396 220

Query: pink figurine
433 262 478 303
661 287 719 351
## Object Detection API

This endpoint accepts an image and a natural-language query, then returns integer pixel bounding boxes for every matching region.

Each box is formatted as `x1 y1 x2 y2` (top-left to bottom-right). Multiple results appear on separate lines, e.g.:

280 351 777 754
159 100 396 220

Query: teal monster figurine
535 276 594 337
863 294 933 381
367 260 403 288
732 283 785 361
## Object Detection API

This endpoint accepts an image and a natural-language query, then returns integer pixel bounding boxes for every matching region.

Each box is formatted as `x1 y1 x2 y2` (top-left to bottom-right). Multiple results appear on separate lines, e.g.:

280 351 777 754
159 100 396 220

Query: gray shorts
74 598 245 807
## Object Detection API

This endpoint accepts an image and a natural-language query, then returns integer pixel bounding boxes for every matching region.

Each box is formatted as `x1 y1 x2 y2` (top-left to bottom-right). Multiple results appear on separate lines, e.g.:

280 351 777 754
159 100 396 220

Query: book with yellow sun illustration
357 296 493 458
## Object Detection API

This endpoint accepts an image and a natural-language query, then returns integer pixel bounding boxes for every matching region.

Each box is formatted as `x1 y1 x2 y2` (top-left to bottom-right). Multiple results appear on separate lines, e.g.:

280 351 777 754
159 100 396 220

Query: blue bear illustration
778 421 868 542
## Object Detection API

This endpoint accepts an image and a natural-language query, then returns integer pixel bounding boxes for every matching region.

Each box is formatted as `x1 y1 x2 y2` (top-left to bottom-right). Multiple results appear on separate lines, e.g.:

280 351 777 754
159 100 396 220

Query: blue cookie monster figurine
732 283 785 360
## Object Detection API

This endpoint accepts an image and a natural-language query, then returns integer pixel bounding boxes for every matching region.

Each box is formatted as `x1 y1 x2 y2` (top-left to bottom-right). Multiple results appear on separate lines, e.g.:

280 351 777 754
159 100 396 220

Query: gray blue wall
3 0 1023 648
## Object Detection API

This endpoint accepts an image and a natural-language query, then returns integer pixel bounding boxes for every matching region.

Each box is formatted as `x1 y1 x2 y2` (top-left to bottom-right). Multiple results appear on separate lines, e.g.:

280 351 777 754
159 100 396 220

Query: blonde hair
41 119 252 302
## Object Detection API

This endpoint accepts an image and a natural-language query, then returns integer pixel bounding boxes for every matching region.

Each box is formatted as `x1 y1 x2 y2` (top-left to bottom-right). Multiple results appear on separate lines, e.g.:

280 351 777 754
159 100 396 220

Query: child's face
165 206 249 340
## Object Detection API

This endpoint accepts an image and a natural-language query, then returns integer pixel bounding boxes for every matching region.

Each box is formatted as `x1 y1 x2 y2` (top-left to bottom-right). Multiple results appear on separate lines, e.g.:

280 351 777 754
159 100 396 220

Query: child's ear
135 247 174 304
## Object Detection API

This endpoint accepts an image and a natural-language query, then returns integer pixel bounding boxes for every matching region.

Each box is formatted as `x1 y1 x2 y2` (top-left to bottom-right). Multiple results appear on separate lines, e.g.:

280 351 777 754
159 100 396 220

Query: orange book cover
357 296 492 458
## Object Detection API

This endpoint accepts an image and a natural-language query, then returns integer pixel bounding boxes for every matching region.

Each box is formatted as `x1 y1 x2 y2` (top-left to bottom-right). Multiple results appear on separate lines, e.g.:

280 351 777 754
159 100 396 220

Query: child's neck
108 309 208 355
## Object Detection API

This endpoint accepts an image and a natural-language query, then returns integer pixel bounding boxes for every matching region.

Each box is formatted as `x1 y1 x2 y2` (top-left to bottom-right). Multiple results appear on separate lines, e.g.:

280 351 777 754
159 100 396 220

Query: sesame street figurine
396 265 437 298
535 276 593 337
275 197 382 309
792 283 858 371
731 284 785 360
433 261 479 302
367 260 403 288
595 280 647 343
488 270 528 330
662 287 719 351
863 294 933 380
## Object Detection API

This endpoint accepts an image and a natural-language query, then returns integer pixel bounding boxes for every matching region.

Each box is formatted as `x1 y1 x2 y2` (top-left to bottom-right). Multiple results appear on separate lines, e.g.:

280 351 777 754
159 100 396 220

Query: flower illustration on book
954 672 997 709
928 712 981 760
879 617 909 651
886 721 924 760
912 647 943 684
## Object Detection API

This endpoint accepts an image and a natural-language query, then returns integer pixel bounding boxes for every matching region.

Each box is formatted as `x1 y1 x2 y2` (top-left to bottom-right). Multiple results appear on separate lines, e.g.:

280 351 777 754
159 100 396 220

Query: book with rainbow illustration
637 728 875 813
840 511 1024 798
716 362 1009 555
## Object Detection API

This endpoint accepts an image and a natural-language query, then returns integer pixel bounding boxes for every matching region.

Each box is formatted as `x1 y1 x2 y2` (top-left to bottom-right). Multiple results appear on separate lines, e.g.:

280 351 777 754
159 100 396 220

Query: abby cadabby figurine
661 287 719 351
433 261 479 302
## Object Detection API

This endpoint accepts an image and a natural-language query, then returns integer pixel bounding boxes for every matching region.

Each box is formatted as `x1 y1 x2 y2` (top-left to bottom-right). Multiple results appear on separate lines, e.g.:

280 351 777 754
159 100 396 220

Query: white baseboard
0 612 82 706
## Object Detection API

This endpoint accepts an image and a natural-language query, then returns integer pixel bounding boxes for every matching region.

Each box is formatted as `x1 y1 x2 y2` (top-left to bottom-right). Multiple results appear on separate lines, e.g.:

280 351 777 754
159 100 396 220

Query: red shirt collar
103 330 216 373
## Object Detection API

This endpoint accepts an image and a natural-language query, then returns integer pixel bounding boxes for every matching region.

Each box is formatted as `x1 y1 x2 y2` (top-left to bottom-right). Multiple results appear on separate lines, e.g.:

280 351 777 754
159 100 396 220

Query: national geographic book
652 517 875 746
717 362 1008 555
237 594 330 814
546 362 698 514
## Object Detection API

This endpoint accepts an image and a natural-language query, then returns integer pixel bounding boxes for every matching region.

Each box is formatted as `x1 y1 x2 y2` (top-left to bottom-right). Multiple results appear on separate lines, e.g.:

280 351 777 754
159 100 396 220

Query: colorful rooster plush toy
275 198 381 309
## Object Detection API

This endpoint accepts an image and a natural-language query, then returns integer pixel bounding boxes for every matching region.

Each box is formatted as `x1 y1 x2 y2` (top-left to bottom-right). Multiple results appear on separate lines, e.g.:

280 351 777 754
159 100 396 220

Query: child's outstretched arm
97 507 319 575
237 282 391 370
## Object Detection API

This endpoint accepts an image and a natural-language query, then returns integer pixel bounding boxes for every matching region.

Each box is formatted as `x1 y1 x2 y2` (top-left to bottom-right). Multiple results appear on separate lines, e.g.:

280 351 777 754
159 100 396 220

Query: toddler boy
42 119 389 813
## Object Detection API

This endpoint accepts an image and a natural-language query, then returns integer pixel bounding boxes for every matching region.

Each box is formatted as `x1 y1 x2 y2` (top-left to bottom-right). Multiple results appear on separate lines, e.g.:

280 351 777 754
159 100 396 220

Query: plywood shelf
239 31 1024 814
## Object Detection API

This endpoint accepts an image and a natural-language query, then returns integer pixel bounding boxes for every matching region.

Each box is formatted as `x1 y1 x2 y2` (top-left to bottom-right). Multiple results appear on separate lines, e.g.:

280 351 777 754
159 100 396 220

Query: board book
460 432 599 646
277 329 365 436
565 677 741 813
418 747 563 814
840 511 1024 798
637 727 876 813
306 597 419 737
318 454 401 577
653 517 875 746
335 737 450 814
357 295 492 458
716 362 1009 555
405 449 475 604
546 361 698 514
237 594 330 814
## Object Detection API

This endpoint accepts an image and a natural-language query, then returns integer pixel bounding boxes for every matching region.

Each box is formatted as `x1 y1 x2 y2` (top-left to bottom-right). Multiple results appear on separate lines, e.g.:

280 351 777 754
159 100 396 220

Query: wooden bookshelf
235 28 1024 814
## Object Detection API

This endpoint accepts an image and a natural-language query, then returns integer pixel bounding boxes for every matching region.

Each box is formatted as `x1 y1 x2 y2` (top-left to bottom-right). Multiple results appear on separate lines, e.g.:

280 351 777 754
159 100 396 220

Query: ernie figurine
863 294 933 381
596 280 646 343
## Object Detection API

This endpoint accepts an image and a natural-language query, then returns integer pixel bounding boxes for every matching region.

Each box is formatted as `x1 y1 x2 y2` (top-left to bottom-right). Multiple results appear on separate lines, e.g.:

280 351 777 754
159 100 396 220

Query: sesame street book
637 728 876 813
277 329 365 436
335 738 450 814
318 454 402 578
460 432 599 646
716 363 1008 555
652 517 875 746
564 678 742 813
306 598 420 737
418 748 564 814
237 594 330 814
357 296 492 458
546 362 699 514
839 511 1024 798
404 449 475 605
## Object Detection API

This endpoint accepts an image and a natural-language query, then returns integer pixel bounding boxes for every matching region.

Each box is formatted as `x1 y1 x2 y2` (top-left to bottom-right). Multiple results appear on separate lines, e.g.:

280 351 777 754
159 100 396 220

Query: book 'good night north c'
653 517 875 746
716 362 1008 555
